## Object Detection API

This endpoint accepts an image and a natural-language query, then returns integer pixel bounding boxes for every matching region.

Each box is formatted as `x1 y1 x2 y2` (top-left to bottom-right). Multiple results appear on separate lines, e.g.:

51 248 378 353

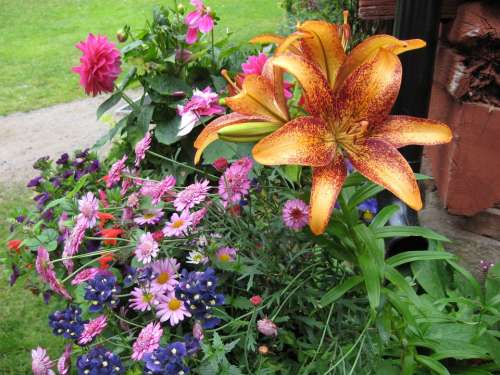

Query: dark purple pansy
56 153 69 165
27 176 43 188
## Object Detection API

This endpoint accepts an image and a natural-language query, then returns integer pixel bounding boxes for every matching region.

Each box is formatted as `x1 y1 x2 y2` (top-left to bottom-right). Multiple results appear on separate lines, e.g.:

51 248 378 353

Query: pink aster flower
135 232 160 264
130 287 161 312
131 322 163 361
177 87 225 136
163 210 192 237
156 293 191 326
151 258 180 293
31 346 55 375
57 344 72 375
185 0 214 44
216 246 238 262
71 267 100 285
77 192 99 228
78 315 108 345
106 155 128 188
282 199 310 230
35 247 72 300
174 179 210 211
72 33 121 96
134 209 164 226
135 131 152 167
218 163 251 207
257 318 278 337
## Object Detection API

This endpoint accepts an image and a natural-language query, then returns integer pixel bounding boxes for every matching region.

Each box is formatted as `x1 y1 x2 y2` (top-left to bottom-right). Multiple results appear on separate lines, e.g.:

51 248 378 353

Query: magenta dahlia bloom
134 209 164 226
257 318 278 337
135 232 160 264
77 192 99 228
78 315 108 345
106 155 128 188
282 199 310 230
218 163 251 207
174 179 210 211
185 0 215 44
57 344 72 375
242 53 268 75
131 322 163 361
163 210 192 237
156 293 191 326
216 246 238 262
130 286 161 312
177 87 224 136
32 347 55 375
151 258 180 293
72 33 121 96
135 131 152 167
71 267 100 285
35 247 71 300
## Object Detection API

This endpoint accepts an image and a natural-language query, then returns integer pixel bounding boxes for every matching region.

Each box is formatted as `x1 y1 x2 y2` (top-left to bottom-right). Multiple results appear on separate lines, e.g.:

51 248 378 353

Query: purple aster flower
106 155 128 188
135 131 152 167
282 199 310 230
131 322 163 361
27 175 43 188
31 346 55 375
174 179 210 211
134 209 164 226
56 153 69 165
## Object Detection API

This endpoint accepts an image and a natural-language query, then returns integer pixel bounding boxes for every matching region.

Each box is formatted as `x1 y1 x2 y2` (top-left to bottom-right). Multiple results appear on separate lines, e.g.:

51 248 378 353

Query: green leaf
386 251 456 268
485 264 500 308
283 165 301 183
319 275 363 307
155 117 181 145
93 116 128 148
415 355 450 375
446 259 482 299
370 204 400 229
118 67 137 91
348 183 384 209
136 105 154 135
121 40 144 54
97 91 122 119
410 258 450 299
374 226 450 242
145 75 191 96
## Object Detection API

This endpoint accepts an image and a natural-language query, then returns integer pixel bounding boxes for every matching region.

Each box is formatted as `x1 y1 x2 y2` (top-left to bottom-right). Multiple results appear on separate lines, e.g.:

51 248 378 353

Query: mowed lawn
0 0 283 115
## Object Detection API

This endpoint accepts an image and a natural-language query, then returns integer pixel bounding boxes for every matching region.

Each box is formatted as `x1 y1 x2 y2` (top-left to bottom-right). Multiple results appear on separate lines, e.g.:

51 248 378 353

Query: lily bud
116 29 128 43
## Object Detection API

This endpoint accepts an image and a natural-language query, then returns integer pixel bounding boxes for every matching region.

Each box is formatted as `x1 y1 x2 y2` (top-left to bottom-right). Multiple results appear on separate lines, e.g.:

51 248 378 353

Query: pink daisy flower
72 33 121 96
216 246 238 262
35 247 71 300
151 258 180 293
78 315 108 345
77 192 99 228
106 155 128 188
135 232 160 264
57 344 72 375
218 163 251 207
177 87 224 136
135 131 152 167
32 347 55 375
163 211 192 237
134 209 164 226
130 287 161 312
282 199 310 230
174 179 210 211
156 293 191 326
185 0 215 44
131 322 163 361
71 267 100 285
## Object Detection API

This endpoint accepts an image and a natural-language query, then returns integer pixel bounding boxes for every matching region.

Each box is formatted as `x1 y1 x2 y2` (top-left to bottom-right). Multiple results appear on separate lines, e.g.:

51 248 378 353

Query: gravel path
0 93 136 185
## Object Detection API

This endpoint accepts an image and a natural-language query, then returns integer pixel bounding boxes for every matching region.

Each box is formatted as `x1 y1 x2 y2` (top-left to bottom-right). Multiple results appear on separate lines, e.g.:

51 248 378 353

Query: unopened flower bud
212 157 228 172
257 318 278 337
193 322 204 340
258 345 269 355
250 295 263 306
116 29 128 43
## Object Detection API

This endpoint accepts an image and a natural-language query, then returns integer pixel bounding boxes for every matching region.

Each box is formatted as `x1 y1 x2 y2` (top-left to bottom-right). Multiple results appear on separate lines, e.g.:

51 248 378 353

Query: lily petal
273 54 335 118
347 139 422 211
298 20 346 88
261 57 289 121
371 115 452 148
334 35 425 92
334 48 401 126
253 116 335 167
194 113 268 164
310 154 347 235
250 33 302 55
226 74 288 123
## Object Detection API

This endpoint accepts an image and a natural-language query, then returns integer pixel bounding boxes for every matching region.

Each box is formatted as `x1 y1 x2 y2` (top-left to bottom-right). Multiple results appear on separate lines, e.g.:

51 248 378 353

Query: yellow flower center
172 219 185 229
362 210 374 221
218 254 231 262
144 213 156 219
168 298 182 311
156 272 170 284
143 293 154 303
333 120 370 153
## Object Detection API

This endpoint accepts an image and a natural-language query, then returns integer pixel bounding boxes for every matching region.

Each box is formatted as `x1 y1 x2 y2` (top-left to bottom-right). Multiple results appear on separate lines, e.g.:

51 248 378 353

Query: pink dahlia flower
35 247 71 300
135 131 152 167
156 293 191 326
185 0 214 44
78 315 108 345
72 33 121 96
130 287 161 312
151 258 180 293
57 344 72 375
151 176 177 205
77 192 99 228
106 155 128 188
177 87 224 136
131 322 163 361
257 318 278 337
282 199 310 230
32 347 55 375
174 179 210 211
71 267 101 285
163 210 192 237
135 232 160 264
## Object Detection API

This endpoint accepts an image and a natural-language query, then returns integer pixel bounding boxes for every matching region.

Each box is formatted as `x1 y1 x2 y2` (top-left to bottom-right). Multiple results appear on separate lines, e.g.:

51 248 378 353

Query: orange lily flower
252 36 452 234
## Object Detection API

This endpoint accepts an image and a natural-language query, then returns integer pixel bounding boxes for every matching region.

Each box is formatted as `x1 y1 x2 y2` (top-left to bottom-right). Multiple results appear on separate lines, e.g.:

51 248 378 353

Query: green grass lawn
0 0 283 115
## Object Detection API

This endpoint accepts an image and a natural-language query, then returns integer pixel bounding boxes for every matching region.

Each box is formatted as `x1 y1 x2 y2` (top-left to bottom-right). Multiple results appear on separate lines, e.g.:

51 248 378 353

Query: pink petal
198 15 214 33
186 27 199 45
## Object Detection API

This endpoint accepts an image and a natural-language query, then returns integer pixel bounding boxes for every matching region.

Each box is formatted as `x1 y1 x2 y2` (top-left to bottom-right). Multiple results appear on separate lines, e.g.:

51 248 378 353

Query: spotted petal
194 113 268 164
334 48 401 127
334 35 425 92
346 139 422 211
310 154 347 235
252 116 335 167
273 54 335 118
298 20 346 88
370 115 452 148
261 57 289 121
250 33 302 55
